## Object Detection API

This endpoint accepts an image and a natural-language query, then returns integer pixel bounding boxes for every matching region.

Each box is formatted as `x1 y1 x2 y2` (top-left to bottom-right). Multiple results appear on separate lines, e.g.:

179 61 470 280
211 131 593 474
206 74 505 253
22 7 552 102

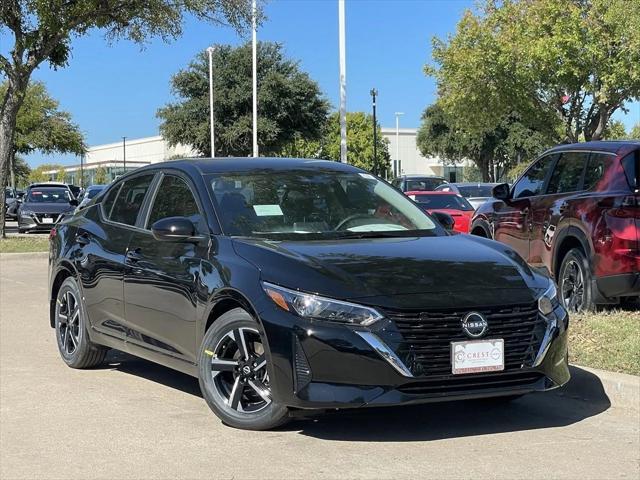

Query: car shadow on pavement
101 351 612 441
290 366 611 441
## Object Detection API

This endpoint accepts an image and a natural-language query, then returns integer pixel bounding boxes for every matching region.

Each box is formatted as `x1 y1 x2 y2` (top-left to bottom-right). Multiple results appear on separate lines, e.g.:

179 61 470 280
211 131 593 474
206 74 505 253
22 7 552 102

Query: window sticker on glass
253 204 284 216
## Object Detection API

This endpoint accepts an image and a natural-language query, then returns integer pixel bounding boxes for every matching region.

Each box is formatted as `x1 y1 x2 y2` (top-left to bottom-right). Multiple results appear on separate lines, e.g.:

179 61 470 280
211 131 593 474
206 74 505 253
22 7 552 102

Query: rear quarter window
621 151 639 191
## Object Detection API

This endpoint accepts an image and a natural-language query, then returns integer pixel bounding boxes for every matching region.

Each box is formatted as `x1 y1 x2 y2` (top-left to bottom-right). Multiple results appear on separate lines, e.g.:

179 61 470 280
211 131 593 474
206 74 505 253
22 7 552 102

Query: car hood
20 202 75 214
232 234 548 308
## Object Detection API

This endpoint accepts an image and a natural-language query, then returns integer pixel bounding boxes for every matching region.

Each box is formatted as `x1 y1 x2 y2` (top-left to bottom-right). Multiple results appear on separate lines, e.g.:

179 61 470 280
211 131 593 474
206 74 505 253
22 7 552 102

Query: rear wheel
55 277 108 368
558 248 594 312
198 308 289 430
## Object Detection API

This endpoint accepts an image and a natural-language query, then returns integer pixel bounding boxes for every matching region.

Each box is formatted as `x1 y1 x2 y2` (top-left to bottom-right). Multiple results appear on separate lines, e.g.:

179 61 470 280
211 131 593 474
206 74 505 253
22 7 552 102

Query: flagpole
338 0 347 163
252 0 258 157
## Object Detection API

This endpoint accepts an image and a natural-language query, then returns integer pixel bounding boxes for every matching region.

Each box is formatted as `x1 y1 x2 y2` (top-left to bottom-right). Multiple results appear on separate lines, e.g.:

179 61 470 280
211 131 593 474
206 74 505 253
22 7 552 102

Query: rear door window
512 154 557 199
546 152 588 194
583 153 609 191
621 151 639 191
108 174 155 226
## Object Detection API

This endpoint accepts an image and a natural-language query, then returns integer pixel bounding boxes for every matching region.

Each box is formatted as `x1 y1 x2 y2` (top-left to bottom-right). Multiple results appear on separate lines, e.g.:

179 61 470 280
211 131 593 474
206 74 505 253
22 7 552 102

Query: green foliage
56 167 66 182
158 42 330 157
321 112 390 174
630 123 640 140
427 0 640 143
13 156 30 188
603 120 627 140
463 165 483 183
0 81 85 157
417 103 554 181
28 163 61 184
506 162 530 183
94 166 108 185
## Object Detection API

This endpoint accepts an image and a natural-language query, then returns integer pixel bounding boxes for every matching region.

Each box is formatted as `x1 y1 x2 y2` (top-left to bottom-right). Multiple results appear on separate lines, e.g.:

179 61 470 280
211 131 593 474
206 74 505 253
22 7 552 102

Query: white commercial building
381 127 463 182
53 129 466 185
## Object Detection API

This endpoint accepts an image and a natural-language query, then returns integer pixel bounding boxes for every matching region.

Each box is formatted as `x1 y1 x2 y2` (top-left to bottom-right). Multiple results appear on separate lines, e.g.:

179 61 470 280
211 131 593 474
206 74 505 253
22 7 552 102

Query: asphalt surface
1 254 638 480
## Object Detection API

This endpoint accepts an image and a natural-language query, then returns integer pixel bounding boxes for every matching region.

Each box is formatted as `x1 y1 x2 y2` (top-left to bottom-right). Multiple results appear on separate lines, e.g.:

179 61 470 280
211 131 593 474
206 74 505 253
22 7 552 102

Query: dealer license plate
41 217 54 224
451 339 504 375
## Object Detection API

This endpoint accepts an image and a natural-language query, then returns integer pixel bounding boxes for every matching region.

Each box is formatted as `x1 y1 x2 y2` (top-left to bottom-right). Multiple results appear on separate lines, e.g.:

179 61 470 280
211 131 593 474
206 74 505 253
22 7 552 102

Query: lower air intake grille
293 336 312 392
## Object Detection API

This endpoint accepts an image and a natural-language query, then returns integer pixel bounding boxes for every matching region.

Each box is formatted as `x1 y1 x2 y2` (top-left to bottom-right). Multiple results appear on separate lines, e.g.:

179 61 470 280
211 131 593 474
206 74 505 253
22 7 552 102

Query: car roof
405 190 459 196
400 174 446 179
547 140 640 155
133 157 364 176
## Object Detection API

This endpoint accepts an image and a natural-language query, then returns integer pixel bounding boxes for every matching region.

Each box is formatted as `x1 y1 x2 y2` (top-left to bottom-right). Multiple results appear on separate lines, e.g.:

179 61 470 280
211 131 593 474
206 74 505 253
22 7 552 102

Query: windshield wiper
334 230 432 239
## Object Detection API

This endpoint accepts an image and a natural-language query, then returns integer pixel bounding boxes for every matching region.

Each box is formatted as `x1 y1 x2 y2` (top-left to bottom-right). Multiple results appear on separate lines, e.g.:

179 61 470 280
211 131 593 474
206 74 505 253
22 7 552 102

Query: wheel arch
470 215 492 238
49 260 79 328
201 288 262 343
552 226 593 278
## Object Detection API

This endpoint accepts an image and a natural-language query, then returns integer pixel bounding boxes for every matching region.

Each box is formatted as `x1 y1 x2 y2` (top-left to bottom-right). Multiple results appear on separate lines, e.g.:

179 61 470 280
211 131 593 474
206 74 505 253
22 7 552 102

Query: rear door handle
75 233 90 246
125 249 143 263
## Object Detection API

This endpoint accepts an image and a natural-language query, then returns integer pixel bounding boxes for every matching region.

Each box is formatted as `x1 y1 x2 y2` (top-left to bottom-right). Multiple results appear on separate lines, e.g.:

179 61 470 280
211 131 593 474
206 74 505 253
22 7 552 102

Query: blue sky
4 0 639 167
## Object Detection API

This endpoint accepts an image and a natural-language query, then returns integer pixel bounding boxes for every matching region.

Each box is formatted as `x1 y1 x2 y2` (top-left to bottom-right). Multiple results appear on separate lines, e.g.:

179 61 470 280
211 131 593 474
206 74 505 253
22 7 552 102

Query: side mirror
492 183 511 200
151 216 200 242
432 211 455 231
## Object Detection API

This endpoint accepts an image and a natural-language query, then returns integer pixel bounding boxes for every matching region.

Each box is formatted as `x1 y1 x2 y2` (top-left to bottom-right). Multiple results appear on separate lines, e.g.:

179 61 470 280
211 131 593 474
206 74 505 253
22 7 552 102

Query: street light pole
338 0 347 163
252 0 258 157
394 112 404 177
370 89 378 176
207 46 216 158
80 153 84 188
122 137 126 175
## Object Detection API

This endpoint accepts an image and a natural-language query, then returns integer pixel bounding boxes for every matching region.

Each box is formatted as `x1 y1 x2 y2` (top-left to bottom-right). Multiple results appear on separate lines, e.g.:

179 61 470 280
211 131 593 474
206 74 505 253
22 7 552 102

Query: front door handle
125 249 143 263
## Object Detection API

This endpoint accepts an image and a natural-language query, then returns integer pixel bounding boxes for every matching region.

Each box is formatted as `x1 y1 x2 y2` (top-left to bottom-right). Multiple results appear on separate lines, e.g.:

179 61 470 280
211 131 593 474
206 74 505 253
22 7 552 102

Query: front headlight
20 210 34 216
262 282 383 326
538 280 559 315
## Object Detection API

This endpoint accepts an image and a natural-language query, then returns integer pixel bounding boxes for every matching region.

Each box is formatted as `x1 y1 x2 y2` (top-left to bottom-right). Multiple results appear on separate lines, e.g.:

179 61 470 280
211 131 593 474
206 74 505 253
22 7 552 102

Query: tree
158 42 330 157
56 167 66 182
0 0 256 237
603 120 627 140
427 0 640 144
12 155 29 188
320 112 390 174
94 166 108 185
630 123 640 140
28 163 61 184
417 104 555 181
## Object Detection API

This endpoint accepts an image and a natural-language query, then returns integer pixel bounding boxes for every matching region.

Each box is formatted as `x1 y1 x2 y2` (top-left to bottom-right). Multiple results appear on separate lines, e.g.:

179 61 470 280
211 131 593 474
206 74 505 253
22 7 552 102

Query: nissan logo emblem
461 312 488 338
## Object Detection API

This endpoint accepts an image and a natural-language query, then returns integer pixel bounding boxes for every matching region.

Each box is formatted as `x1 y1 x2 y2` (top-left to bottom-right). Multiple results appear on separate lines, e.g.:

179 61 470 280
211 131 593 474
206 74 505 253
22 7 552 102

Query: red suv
472 141 639 312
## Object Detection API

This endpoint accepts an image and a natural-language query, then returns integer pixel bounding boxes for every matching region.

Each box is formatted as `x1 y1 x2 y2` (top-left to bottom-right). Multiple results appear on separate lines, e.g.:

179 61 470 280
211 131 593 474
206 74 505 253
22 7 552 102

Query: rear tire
198 308 289 430
55 277 108 368
558 248 595 312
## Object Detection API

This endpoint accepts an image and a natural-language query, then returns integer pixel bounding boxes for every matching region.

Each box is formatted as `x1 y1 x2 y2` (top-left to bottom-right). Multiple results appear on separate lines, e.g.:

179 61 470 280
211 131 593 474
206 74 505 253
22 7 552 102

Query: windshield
409 193 474 211
27 187 71 203
457 185 495 197
209 170 441 240
405 178 445 191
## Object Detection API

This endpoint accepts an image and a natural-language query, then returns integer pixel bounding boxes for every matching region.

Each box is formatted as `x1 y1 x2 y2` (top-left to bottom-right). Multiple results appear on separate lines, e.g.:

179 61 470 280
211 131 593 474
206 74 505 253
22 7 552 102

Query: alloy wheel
561 259 585 312
57 290 81 355
209 327 271 413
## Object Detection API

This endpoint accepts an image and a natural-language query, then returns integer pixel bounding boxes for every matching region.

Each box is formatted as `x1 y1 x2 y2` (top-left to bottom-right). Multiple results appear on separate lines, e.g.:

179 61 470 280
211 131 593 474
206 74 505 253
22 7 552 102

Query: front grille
384 303 547 377
35 213 59 224
397 370 544 395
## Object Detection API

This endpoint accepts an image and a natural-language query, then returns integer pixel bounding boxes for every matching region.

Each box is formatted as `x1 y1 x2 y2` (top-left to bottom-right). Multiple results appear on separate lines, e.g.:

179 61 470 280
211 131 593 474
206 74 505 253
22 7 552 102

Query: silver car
435 182 500 210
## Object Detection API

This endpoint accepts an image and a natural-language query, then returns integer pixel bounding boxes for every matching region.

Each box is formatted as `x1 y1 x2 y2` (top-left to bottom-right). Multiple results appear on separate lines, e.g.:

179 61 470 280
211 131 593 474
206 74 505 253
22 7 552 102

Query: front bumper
18 213 64 232
258 301 570 410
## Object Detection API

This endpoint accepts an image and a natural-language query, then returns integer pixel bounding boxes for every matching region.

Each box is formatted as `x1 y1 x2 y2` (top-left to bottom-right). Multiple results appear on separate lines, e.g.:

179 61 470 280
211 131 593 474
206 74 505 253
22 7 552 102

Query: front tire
198 308 289 430
558 248 594 312
55 277 108 368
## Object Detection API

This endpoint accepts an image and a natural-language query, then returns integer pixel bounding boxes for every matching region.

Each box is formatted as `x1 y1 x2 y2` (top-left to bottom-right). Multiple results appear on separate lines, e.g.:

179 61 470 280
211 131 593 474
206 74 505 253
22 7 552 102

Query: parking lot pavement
1 255 638 480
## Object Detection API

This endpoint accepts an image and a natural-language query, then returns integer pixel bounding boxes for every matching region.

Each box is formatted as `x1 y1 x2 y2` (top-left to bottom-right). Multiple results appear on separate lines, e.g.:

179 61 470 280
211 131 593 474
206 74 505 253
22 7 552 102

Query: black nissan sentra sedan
48 158 569 430
19 184 78 233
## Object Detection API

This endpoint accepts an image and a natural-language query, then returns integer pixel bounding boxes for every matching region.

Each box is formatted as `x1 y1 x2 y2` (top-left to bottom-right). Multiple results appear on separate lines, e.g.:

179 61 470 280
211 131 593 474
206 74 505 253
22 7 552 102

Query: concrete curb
573 364 640 411
0 251 49 260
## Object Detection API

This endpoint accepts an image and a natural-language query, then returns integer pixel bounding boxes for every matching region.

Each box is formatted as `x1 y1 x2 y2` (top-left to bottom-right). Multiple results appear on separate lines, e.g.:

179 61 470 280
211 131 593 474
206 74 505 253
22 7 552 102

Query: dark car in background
76 185 106 211
392 174 447 192
49 158 568 430
406 190 474 233
436 182 501 210
472 141 639 312
18 184 77 233
4 188 20 220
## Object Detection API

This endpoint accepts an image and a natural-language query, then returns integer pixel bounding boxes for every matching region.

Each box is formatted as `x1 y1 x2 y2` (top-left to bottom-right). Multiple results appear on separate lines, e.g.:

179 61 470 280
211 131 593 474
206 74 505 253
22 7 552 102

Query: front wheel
55 277 108 368
558 248 594 312
198 308 289 430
